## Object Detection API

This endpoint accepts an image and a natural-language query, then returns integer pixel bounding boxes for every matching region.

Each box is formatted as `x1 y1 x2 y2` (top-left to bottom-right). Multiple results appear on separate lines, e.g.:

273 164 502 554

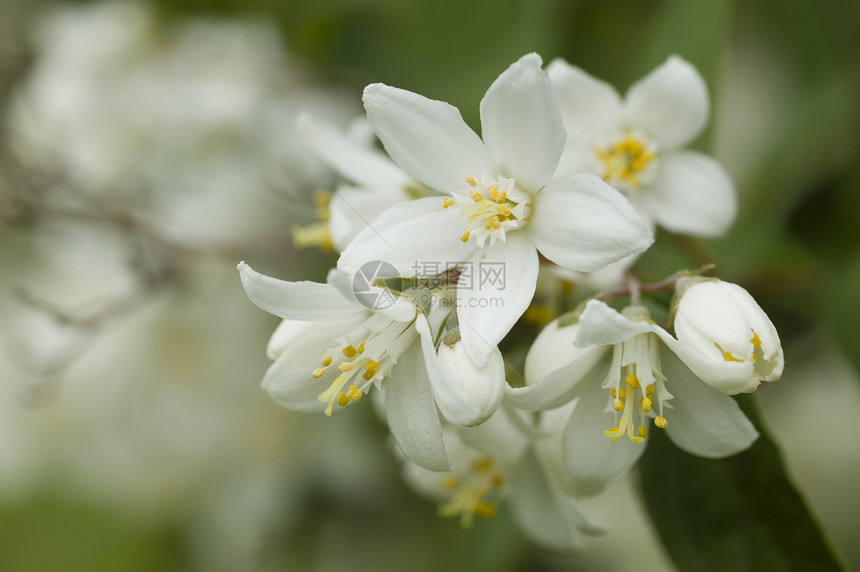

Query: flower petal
530 174 653 272
660 349 759 457
562 380 647 497
547 58 621 142
267 318 317 359
575 299 656 347
509 449 596 550
385 343 452 471
296 112 412 190
507 345 610 411
643 152 736 237
415 315 482 426
262 318 361 411
363 83 497 194
329 185 411 251
457 233 538 367
238 261 359 321
337 196 478 277
624 55 709 148
480 53 566 191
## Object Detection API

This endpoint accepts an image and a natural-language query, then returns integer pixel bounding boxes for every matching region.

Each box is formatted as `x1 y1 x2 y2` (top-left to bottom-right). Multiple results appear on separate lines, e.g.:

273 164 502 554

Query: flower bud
524 317 582 386
674 278 783 394
437 341 505 426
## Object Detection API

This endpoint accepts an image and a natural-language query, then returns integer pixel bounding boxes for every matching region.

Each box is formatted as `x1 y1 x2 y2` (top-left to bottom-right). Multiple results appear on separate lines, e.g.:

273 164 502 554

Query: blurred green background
1 0 858 570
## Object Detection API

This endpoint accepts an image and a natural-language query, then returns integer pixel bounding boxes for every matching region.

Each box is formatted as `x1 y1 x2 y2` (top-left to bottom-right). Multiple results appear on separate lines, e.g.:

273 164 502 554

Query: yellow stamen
321 354 332 367
356 341 365 354
626 373 639 388
336 392 349 407
483 216 500 230
470 457 494 472
751 331 761 348
474 502 497 519
613 398 624 411
465 176 477 187
460 230 471 243
655 416 668 429
338 362 354 372
342 345 357 358
312 368 325 379
442 476 459 492
362 368 376 381
365 360 379 370
469 189 483 202
347 385 362 402
641 397 652 412
638 425 647 438
442 197 455 209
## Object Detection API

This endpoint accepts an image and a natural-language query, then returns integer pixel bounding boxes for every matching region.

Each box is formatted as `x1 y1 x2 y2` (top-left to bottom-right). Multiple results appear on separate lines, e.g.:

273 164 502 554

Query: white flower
338 53 653 367
399 410 597 549
238 262 509 470
435 340 505 426
548 55 737 237
507 301 759 496
295 113 423 251
673 278 784 394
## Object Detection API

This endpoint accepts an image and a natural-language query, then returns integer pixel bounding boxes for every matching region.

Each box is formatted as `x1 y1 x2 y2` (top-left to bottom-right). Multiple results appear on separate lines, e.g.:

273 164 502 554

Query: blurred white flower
294 113 425 252
674 277 784 394
339 53 653 367
548 55 737 237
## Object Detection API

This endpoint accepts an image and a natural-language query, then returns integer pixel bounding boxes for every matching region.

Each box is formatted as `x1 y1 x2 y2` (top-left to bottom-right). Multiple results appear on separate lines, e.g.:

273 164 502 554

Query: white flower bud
674 278 783 394
524 317 582 386
437 342 505 426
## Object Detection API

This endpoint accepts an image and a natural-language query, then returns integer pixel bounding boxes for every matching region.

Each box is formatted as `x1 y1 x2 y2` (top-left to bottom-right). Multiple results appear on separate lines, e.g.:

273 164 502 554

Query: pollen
342 345 357 358
337 362 354 372
469 189 483 202
442 197 455 209
336 392 349 407
641 397 652 412
595 133 656 189
638 425 647 438
460 230 471 243
321 354 332 367
474 502 497 519
655 416 668 429
347 385 362 402
465 176 477 187
362 368 376 381
312 368 326 379
613 398 624 411
483 216 500 230
625 373 640 388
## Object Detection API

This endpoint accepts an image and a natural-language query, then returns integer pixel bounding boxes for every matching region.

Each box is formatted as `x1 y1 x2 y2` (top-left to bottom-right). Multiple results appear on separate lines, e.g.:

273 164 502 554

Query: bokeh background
0 0 858 570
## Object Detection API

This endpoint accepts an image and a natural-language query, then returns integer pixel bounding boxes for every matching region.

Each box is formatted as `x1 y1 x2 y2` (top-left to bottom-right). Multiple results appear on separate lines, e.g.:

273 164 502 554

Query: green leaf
639 394 845 572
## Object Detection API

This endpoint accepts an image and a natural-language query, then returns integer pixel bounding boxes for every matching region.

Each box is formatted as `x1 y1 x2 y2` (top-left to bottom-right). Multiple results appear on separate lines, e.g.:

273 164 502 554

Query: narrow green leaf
639 394 845 572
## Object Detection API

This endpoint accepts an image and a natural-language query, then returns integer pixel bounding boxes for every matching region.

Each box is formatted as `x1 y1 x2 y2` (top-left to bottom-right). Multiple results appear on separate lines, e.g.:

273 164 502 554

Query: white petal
480 53 565 191
575 300 656 347
296 112 412 190
530 174 653 272
457 233 538 367
660 349 759 457
337 196 477 277
562 380 647 497
509 449 595 550
624 55 709 148
238 261 359 321
363 83 497 194
547 58 622 142
267 319 318 359
262 318 361 411
643 152 736 237
436 342 506 425
507 345 609 411
523 318 582 385
329 185 411 251
415 316 482 426
385 343 452 471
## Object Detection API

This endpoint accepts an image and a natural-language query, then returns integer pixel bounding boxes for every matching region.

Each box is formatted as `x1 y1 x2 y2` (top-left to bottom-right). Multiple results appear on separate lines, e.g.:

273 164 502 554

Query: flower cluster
239 53 783 548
